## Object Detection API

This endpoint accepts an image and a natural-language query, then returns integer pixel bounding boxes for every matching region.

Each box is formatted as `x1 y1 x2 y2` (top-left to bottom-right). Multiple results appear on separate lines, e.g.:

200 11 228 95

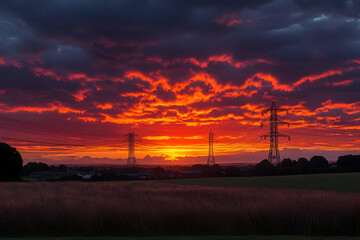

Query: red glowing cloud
215 12 254 27
0 0 360 164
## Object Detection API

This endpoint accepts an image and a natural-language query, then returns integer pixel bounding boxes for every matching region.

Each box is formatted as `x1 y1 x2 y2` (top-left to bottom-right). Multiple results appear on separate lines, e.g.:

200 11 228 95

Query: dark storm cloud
0 65 84 108
295 0 360 18
41 44 91 73
0 0 270 59
0 65 78 92
0 10 49 58
1 0 359 82
0 0 359 127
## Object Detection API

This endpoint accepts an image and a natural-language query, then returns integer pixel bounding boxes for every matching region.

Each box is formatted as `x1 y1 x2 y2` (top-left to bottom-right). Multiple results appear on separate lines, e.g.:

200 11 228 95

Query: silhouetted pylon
261 102 290 165
207 129 215 166
125 131 138 167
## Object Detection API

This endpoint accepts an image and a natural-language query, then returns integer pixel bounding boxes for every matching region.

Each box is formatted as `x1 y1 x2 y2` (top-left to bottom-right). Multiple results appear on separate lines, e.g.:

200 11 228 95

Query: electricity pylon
261 102 290 165
125 131 138 167
207 129 215 166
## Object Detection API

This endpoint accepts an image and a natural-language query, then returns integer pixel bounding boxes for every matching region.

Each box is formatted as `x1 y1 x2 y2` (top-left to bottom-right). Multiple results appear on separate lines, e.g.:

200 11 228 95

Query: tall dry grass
0 181 358 236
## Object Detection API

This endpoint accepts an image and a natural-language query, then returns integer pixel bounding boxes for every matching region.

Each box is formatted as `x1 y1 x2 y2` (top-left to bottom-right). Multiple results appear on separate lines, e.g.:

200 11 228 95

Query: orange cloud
0 103 85 114
143 136 182 140
72 88 92 101
208 54 233 64
77 116 98 122
96 103 113 110
317 100 360 115
241 73 293 92
68 73 97 82
294 68 352 87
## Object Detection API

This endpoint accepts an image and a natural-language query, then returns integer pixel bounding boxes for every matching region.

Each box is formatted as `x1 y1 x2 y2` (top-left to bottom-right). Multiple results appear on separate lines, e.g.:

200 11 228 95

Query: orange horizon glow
0 54 359 165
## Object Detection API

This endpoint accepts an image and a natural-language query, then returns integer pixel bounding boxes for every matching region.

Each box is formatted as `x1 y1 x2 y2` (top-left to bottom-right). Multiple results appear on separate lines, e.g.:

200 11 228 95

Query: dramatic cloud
0 0 359 164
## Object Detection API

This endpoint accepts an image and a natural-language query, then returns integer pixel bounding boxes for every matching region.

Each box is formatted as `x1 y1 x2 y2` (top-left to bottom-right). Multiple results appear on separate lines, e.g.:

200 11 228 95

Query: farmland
161 173 360 192
0 177 358 236
1 236 360 240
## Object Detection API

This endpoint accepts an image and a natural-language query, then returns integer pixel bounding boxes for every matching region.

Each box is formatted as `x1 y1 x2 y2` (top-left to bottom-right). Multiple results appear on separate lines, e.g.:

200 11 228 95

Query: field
160 173 360 192
0 173 358 237
1 236 360 240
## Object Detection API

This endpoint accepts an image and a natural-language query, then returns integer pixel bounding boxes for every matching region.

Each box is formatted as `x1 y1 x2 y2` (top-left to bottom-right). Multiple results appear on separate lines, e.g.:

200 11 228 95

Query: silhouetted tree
337 155 360 171
191 164 206 171
0 143 23 180
57 164 67 172
280 158 296 168
310 156 329 168
251 159 275 176
23 162 49 175
297 157 310 168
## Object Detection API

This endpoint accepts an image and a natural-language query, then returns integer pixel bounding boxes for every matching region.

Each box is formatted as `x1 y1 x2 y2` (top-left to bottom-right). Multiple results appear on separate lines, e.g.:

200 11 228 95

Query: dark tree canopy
297 157 310 168
23 162 49 175
310 156 329 169
337 155 360 171
57 164 67 172
251 159 275 176
0 142 23 180
280 158 296 168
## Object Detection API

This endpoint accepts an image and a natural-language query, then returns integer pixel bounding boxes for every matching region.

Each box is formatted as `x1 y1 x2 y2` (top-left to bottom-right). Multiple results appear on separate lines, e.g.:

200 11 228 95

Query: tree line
0 141 360 180
246 155 360 176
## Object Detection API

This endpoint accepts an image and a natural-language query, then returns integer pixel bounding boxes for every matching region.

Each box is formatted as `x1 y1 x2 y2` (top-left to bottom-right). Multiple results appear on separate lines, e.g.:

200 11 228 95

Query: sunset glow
0 1 359 165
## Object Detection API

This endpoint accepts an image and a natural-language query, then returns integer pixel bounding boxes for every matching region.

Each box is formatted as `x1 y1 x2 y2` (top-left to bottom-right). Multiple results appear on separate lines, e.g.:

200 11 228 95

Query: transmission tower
125 131 138 167
261 102 290 165
207 129 215 166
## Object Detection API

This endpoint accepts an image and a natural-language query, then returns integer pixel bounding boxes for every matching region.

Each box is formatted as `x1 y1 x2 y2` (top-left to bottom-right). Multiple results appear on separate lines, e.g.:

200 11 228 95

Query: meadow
1 236 360 240
161 172 360 192
0 177 358 237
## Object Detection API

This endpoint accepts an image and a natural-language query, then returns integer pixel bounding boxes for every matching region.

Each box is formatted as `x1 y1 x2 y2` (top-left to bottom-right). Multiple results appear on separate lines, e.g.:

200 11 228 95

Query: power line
0 115 127 139
222 125 262 145
0 136 87 147
219 121 259 143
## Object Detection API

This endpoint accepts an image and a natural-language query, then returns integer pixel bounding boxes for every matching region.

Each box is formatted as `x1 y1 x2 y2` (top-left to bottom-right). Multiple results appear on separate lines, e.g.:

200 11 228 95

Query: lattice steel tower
125 132 138 167
207 129 215 166
261 102 290 165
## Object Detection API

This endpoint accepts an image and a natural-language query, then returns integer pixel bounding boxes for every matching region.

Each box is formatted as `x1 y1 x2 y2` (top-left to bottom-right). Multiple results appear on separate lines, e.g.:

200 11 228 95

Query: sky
0 0 359 165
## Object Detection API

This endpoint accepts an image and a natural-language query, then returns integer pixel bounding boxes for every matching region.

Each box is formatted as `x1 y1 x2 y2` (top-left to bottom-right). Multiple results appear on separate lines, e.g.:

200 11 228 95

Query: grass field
1 236 360 240
160 173 360 192
0 179 358 236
